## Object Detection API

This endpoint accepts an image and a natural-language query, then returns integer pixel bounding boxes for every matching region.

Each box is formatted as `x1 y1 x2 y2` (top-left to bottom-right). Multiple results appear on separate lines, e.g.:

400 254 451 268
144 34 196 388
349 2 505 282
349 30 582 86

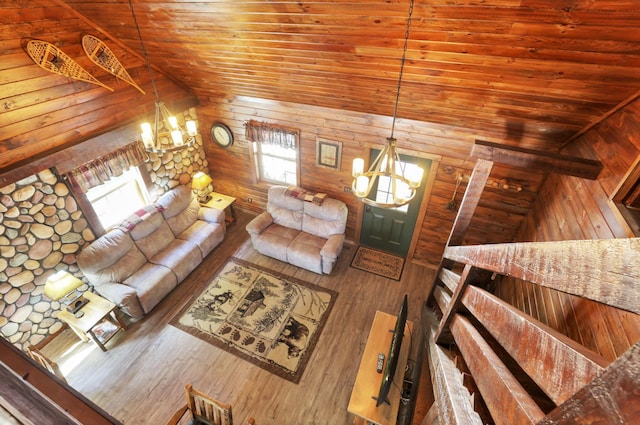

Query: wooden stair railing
424 237 640 425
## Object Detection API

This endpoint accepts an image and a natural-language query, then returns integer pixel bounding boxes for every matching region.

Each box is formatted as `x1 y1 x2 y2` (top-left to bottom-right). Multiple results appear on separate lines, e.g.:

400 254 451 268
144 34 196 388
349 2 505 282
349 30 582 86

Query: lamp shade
192 171 213 191
44 270 83 301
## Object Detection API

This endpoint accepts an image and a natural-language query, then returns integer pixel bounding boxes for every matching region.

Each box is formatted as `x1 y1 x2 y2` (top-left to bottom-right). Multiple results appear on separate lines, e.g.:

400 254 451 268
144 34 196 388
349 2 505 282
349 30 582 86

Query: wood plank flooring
42 210 435 425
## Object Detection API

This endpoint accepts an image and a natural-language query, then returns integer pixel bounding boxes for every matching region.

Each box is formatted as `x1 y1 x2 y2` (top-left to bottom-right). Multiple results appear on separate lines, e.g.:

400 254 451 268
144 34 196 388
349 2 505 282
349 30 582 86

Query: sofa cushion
76 229 147 284
176 220 225 258
124 263 177 314
157 184 192 217
148 239 202 282
267 186 304 231
287 232 326 274
302 198 348 238
158 185 200 236
129 210 176 260
251 224 300 262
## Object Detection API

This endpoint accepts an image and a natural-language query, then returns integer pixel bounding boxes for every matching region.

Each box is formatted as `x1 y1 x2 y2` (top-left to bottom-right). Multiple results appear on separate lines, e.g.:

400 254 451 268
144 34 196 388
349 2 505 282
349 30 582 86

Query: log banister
461 285 608 405
443 238 640 314
450 315 546 425
426 309 484 425
425 157 639 424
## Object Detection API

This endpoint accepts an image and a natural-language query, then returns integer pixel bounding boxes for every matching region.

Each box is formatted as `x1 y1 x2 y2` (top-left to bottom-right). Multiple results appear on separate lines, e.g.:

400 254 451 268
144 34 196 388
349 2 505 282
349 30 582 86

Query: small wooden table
348 311 413 425
57 291 125 352
202 191 237 224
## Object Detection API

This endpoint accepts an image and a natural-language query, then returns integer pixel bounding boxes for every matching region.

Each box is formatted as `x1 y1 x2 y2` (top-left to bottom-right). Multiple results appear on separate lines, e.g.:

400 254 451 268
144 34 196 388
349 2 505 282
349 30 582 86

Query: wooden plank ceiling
60 0 640 152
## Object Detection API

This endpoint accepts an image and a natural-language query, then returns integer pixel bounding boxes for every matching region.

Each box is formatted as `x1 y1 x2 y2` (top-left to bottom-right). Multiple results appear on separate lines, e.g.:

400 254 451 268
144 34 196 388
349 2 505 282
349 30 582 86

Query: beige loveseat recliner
77 185 225 319
246 186 348 274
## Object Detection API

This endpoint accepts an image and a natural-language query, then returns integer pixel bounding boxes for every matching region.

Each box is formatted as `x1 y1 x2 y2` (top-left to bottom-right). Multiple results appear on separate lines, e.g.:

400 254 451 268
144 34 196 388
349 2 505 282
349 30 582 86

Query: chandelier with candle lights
129 0 197 153
351 0 423 208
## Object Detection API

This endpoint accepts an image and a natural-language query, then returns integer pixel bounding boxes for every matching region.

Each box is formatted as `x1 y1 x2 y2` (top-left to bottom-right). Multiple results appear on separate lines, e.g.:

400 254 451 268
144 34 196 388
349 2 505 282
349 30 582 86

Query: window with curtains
64 141 151 232
245 120 299 185
85 167 150 230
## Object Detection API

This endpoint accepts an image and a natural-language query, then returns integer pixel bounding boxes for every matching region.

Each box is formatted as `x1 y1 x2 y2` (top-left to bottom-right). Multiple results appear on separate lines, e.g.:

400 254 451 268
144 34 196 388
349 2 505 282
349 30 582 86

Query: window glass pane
255 142 298 185
86 168 150 230
374 165 410 213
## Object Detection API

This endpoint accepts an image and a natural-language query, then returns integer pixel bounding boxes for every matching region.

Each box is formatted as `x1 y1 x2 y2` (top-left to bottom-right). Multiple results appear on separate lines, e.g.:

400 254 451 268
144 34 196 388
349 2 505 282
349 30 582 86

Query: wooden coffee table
57 291 125 352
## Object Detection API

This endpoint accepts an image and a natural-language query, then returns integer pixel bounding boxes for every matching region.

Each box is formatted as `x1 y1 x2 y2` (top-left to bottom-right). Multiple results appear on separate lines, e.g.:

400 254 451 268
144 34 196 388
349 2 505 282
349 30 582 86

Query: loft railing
422 159 640 425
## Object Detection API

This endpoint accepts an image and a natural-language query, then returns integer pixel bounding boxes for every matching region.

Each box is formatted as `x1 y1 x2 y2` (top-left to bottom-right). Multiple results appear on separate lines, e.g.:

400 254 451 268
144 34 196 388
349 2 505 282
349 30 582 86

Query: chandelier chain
128 0 159 101
390 0 415 139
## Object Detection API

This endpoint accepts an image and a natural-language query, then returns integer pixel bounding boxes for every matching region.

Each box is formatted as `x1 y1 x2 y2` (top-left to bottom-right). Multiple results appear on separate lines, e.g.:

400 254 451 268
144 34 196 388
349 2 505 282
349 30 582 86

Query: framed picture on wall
316 138 342 170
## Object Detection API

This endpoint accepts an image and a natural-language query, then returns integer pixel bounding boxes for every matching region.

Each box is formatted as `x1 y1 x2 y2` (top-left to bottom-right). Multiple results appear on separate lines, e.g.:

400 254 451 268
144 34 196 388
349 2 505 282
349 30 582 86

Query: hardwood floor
42 210 435 425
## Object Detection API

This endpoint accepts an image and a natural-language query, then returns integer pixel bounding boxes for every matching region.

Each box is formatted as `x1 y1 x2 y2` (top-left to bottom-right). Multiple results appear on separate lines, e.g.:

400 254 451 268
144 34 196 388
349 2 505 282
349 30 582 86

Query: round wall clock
210 122 234 148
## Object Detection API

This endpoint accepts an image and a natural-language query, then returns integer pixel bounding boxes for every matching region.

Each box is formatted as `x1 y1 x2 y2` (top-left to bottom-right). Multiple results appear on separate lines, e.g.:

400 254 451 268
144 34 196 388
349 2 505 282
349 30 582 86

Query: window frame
70 164 153 237
251 137 300 187
85 167 152 232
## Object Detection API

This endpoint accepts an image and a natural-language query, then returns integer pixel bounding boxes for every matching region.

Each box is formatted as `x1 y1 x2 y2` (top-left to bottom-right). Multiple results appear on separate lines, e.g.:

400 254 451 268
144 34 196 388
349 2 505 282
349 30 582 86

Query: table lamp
192 171 213 203
44 270 87 313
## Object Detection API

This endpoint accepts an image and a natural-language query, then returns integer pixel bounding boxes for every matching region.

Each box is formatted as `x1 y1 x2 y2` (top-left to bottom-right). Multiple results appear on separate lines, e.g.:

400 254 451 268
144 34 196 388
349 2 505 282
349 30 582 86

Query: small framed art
316 138 342 170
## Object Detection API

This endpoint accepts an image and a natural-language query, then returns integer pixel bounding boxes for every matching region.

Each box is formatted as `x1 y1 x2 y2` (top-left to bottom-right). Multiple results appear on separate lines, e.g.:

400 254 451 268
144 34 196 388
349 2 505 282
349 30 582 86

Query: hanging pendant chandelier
129 0 197 153
351 0 423 208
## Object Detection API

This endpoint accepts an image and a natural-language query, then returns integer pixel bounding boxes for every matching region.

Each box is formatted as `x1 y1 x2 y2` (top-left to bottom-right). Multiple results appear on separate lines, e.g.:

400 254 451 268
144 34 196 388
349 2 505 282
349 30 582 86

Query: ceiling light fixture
351 0 423 208
128 0 197 153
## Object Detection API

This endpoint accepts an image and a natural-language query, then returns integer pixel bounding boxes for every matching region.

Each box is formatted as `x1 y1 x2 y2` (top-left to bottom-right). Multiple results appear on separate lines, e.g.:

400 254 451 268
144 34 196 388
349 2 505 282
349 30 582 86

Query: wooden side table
202 191 237 224
57 291 125 352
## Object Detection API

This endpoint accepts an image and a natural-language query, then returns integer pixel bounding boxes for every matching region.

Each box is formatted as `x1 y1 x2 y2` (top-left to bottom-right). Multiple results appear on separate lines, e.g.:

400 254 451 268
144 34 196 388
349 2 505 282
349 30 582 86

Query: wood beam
448 159 493 247
537 341 640 424
450 315 546 425
436 264 474 345
561 89 640 149
443 238 640 314
426 309 483 425
427 159 492 302
462 285 608 405
472 140 602 179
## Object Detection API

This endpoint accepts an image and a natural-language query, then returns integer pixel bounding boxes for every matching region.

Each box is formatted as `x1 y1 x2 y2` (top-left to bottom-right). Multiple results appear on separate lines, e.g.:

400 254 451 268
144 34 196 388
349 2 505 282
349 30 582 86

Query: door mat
350 246 405 281
171 257 337 383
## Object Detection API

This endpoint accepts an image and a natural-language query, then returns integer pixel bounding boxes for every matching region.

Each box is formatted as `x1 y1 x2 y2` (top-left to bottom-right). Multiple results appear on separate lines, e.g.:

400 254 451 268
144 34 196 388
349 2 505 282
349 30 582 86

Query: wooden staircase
422 160 640 425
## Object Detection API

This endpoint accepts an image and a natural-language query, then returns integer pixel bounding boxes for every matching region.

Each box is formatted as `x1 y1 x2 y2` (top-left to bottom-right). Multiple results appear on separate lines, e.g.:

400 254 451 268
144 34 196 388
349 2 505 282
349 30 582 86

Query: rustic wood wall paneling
0 1 195 174
197 96 545 267
497 99 640 362
63 0 640 151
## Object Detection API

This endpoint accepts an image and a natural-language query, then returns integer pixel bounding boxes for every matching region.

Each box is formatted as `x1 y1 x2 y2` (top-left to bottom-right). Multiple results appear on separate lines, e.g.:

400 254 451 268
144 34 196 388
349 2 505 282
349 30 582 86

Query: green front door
360 151 431 257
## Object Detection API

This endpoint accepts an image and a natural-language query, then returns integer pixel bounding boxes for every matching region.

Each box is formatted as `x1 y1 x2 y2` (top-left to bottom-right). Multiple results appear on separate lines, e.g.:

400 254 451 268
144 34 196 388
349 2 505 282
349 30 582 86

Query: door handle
365 206 371 212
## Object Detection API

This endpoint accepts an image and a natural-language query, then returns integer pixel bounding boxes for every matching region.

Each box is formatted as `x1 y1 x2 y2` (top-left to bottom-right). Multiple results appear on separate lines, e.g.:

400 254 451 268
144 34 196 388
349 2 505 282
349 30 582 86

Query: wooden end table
57 291 125 352
202 191 237 224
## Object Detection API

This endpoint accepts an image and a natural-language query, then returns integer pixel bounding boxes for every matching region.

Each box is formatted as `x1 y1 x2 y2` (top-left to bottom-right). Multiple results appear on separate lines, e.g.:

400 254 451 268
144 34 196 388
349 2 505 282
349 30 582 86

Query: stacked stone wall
146 107 210 193
0 107 211 350
0 169 95 348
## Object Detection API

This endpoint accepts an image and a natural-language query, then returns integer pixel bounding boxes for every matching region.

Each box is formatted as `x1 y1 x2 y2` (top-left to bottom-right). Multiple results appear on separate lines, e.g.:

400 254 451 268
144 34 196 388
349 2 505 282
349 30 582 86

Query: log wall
0 0 194 177
197 95 546 268
497 98 640 362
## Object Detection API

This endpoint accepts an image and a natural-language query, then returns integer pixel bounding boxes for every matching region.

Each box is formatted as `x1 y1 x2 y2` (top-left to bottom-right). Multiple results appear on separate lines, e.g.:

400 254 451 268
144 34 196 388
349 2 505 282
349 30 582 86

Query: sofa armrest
320 234 345 260
246 212 274 236
198 206 225 225
94 282 144 320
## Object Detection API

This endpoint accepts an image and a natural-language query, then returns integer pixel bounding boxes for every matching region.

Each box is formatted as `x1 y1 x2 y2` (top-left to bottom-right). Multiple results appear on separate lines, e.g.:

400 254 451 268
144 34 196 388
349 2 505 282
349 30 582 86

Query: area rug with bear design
170 257 337 383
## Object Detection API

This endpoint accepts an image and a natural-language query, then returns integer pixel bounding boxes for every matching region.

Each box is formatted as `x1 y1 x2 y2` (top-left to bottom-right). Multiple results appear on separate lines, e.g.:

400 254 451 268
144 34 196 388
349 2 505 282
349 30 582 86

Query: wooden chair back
185 384 232 425
25 345 67 383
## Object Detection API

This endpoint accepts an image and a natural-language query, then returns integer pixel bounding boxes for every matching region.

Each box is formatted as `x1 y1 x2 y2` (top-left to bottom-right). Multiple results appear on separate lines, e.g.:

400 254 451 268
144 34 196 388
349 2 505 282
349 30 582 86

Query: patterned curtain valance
64 141 148 193
244 120 298 149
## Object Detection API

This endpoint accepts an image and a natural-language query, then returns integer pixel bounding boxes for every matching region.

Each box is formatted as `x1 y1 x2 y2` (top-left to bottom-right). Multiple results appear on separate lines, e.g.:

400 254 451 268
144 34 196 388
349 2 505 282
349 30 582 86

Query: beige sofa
246 186 348 274
77 185 225 319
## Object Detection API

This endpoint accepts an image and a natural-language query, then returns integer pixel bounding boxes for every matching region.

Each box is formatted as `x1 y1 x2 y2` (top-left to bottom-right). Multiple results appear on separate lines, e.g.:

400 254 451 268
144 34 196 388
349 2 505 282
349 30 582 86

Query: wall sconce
192 171 213 203
44 270 87 313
